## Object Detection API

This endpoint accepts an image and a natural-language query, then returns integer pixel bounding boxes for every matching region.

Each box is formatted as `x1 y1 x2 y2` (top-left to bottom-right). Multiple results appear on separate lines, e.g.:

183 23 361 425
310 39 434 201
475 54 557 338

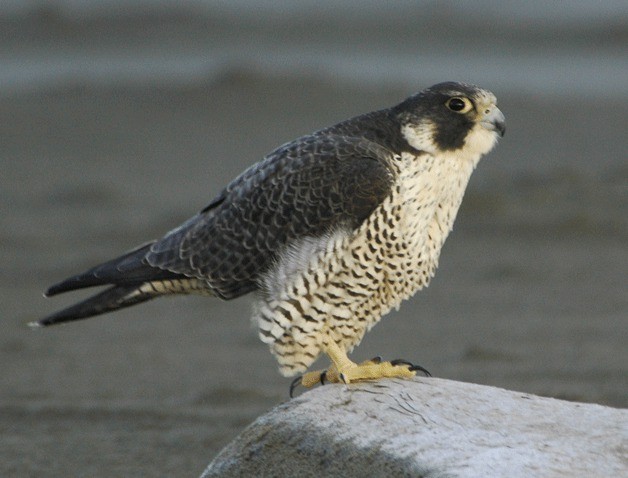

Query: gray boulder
202 377 627 477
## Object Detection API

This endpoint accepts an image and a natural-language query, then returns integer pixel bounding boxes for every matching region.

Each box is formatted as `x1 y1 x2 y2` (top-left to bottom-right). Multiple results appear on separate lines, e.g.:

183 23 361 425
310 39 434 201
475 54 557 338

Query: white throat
401 121 499 166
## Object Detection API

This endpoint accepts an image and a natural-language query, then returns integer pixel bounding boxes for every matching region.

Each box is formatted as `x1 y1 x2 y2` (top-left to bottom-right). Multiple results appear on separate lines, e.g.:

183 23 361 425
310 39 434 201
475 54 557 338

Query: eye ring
446 97 473 113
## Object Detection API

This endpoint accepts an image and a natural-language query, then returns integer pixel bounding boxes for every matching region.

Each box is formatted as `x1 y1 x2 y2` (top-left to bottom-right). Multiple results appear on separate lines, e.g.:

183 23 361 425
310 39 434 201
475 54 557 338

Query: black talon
370 355 383 364
391 359 431 377
289 376 303 398
409 364 431 377
320 371 327 385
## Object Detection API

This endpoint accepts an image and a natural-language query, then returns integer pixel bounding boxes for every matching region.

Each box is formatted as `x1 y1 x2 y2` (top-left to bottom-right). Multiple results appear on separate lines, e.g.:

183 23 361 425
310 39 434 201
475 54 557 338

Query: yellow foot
301 357 383 388
290 356 430 397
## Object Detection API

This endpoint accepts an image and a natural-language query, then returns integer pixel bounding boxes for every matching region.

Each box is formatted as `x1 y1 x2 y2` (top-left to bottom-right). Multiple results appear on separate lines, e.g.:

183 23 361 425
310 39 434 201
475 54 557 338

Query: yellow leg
299 341 417 389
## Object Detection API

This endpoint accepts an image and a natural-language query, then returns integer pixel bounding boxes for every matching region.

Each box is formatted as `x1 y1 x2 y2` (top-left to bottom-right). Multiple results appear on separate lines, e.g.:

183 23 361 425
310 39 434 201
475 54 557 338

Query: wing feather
146 134 396 299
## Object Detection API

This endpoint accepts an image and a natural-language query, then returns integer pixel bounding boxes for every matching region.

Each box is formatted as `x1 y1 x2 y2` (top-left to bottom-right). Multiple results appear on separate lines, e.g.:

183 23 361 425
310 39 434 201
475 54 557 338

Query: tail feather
36 242 209 327
45 242 186 297
31 284 157 327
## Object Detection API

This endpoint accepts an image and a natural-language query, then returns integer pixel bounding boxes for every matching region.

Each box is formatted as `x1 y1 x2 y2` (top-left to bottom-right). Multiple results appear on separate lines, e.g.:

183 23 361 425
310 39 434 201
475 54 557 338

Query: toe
301 370 327 388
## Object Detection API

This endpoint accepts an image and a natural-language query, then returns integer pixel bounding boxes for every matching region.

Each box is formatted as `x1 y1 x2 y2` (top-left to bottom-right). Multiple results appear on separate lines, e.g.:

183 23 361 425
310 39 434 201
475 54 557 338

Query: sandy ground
1 75 626 476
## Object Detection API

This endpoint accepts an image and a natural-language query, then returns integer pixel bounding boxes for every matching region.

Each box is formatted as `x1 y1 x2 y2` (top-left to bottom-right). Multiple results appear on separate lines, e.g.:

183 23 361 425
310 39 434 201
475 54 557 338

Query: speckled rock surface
202 378 627 478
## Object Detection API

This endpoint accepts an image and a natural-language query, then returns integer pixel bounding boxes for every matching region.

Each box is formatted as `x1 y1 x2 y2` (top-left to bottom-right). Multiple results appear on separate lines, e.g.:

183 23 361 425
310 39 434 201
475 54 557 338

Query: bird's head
396 82 505 159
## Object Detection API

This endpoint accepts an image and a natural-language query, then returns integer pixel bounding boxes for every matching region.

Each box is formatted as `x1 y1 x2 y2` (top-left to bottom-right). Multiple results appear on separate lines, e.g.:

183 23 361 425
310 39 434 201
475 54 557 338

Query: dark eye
446 97 472 113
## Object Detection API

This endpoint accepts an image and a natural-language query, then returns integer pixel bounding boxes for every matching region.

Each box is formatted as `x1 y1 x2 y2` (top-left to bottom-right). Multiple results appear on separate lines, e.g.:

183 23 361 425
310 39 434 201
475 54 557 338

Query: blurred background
1 1 626 476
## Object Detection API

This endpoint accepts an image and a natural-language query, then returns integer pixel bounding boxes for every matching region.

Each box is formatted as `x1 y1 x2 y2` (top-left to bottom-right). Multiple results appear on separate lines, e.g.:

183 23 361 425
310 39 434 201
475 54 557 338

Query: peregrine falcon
32 82 505 392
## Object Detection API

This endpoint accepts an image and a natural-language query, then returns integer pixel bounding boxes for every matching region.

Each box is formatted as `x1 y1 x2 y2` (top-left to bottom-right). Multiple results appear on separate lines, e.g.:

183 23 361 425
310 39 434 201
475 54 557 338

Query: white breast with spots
254 150 481 376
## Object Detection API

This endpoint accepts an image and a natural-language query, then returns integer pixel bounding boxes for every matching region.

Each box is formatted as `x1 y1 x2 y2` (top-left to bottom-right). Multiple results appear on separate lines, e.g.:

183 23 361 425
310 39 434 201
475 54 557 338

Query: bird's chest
339 153 474 310
255 152 477 354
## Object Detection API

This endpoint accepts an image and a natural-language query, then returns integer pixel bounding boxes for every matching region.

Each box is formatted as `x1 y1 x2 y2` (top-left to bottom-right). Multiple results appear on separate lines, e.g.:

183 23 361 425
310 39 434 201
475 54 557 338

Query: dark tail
32 241 192 327
44 242 176 297
30 283 158 327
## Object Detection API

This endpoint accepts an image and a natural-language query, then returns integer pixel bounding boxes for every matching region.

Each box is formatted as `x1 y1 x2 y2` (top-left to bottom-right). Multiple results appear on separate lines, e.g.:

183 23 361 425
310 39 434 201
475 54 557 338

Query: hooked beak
480 106 506 137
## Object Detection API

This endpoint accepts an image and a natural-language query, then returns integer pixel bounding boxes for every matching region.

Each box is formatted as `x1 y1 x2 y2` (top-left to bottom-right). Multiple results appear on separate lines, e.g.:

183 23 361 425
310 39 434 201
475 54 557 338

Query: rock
201 377 627 477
